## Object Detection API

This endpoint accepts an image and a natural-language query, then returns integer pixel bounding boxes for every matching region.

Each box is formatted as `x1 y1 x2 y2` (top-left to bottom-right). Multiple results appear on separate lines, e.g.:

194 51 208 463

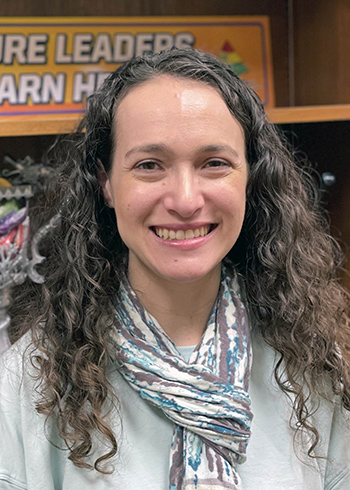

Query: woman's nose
163 170 205 218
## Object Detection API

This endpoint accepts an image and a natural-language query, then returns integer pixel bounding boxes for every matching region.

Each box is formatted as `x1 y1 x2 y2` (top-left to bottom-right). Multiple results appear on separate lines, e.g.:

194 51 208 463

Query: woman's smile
149 223 219 253
152 223 216 240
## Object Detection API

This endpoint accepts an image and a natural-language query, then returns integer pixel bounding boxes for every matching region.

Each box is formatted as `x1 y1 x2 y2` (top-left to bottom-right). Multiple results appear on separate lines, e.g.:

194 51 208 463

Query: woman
0 48 349 490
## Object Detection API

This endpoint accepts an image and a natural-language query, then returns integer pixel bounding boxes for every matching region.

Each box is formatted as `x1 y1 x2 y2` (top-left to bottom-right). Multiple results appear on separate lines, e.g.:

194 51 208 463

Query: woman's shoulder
251 329 345 405
250 329 349 439
246 331 350 489
0 330 38 396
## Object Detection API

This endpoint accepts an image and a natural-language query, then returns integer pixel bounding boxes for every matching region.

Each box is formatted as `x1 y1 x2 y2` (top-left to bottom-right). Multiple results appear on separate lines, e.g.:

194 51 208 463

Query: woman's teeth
155 225 210 240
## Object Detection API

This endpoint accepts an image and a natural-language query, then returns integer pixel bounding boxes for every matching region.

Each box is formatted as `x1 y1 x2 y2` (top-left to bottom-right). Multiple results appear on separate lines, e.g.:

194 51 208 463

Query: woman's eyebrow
125 143 240 159
199 144 240 160
125 143 168 159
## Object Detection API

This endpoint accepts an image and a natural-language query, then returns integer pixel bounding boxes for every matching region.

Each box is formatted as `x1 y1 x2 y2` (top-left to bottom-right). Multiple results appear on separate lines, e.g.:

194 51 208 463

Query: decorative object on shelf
318 171 336 206
321 172 336 189
2 155 57 193
0 158 59 355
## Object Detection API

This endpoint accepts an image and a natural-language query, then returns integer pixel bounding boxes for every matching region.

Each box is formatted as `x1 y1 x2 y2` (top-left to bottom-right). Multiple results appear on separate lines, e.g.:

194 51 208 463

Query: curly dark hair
9 48 350 472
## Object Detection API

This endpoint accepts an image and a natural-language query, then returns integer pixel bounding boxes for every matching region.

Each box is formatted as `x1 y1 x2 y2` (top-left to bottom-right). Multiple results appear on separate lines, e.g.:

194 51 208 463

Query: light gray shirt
0 332 349 489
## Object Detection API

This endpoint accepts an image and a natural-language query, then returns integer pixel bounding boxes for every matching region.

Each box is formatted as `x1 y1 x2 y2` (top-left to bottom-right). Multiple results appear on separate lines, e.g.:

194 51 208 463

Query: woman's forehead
113 75 243 141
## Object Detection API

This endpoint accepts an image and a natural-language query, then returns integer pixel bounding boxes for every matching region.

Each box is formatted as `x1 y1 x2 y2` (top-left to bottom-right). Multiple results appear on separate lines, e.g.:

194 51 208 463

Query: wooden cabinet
280 120 350 284
0 0 349 272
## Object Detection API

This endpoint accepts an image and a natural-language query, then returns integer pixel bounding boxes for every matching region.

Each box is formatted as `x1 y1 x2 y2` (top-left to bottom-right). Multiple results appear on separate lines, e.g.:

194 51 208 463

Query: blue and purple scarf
113 266 253 489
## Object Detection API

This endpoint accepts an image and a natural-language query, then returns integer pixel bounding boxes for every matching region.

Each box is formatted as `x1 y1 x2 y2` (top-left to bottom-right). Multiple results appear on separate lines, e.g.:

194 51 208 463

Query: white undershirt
177 344 196 362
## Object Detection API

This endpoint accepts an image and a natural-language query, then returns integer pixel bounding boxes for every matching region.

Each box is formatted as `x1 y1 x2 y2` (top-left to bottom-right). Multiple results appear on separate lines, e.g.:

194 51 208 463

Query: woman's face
101 75 248 285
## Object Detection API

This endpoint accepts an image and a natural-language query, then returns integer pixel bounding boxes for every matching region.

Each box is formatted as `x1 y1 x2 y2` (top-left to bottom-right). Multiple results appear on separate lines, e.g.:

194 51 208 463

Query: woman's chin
151 262 222 286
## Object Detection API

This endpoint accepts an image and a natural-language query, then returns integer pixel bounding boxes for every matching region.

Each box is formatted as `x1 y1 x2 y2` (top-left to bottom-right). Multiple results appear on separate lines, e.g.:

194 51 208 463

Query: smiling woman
1 48 350 490
99 76 248 326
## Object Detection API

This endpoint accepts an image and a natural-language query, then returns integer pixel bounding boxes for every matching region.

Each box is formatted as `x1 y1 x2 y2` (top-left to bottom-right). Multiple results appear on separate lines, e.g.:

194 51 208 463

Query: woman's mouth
152 224 217 240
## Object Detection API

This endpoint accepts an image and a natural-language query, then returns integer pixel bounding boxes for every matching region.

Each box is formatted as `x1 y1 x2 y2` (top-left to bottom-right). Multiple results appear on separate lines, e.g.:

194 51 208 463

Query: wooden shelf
1 104 350 137
0 114 82 137
268 104 350 124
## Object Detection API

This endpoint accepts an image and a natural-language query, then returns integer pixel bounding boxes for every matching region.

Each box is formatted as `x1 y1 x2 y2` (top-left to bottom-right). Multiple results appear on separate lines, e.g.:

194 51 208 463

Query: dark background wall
1 0 350 279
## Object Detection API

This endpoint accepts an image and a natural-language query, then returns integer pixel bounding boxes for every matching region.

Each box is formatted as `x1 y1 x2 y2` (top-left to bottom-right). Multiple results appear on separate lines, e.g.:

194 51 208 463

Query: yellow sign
0 16 274 121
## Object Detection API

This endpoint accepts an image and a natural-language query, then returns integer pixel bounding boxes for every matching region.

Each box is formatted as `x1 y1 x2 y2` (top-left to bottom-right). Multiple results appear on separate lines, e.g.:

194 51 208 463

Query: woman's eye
135 161 160 170
205 159 231 168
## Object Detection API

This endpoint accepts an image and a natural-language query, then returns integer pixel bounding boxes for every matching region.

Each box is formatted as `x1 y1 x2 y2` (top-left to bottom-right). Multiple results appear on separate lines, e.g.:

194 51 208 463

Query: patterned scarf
113 266 253 489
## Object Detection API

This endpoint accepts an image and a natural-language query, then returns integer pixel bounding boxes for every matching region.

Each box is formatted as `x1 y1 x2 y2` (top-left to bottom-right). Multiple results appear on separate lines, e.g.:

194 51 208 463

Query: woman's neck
128 264 221 346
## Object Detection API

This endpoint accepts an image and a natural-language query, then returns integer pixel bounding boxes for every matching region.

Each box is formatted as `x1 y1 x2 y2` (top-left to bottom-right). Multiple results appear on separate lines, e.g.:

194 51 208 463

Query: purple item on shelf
0 210 16 226
0 208 27 236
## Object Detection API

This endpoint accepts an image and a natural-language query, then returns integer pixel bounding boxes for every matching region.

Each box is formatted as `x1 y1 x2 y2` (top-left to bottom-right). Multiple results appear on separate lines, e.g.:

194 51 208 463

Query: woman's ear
97 162 114 208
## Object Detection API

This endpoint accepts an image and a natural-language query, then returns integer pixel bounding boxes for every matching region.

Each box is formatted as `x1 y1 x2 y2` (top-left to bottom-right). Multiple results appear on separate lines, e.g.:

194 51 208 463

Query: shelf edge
268 104 350 124
1 104 350 136
0 116 82 137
